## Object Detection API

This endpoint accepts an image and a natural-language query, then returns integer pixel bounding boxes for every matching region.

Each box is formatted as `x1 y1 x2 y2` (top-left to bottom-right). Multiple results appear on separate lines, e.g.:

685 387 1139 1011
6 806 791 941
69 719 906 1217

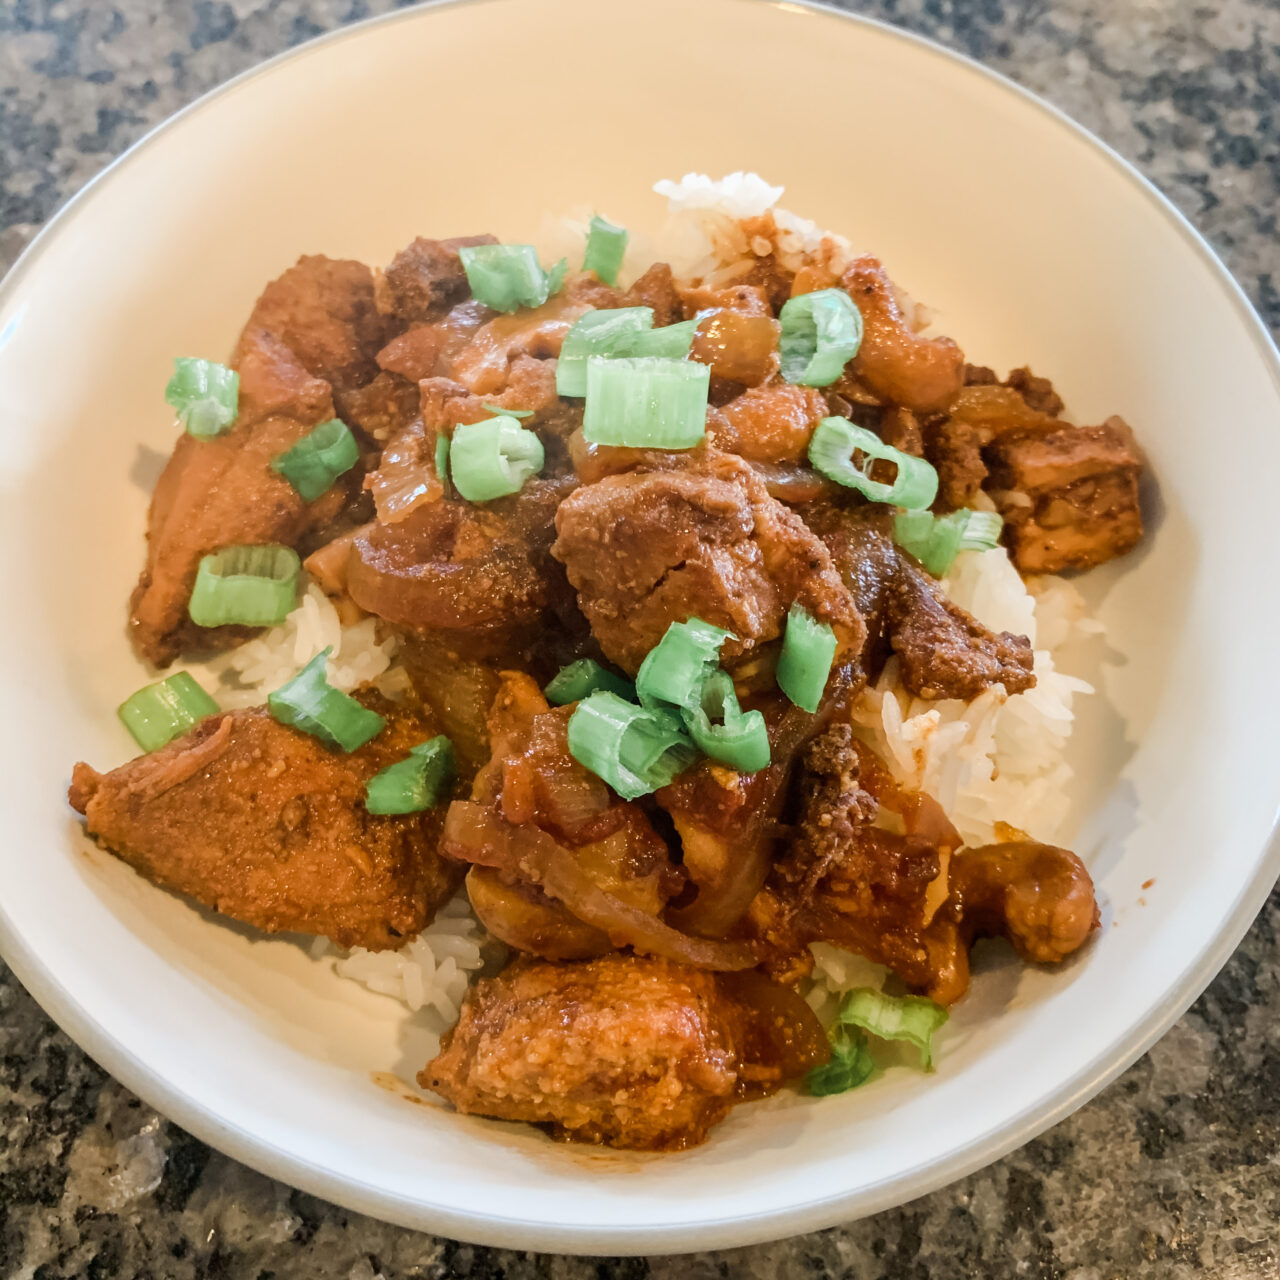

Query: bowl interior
2 0 1279 1253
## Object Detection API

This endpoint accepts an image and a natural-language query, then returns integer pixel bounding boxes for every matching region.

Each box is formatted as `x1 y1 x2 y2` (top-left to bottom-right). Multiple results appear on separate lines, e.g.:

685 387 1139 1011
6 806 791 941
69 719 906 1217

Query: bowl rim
3 0 1280 1254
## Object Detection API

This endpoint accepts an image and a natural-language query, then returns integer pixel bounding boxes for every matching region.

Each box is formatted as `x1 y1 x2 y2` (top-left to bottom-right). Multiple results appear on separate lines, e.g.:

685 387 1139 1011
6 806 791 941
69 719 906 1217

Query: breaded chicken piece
423 954 825 1150
68 695 459 950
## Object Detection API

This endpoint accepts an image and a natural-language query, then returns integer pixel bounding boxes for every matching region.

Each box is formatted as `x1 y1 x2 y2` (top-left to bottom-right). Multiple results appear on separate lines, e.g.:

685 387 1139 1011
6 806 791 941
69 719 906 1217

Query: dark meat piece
710 383 827 463
68 698 460 950
878 406 924 457
950 840 1099 964
623 262 683 325
987 416 1144 572
928 417 988 510
421 954 826 1150
678 282 773 319
238 255 386 395
552 453 862 674
129 331 352 666
843 257 965 412
450 293 591 398
383 235 497 324
338 370 419 444
348 475 576 655
751 730 1098 1004
808 506 1035 700
1005 367 1065 417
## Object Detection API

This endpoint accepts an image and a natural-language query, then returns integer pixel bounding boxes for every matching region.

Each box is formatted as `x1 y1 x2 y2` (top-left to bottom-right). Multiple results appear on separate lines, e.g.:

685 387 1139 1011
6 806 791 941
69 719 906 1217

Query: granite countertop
3 1 1279 1275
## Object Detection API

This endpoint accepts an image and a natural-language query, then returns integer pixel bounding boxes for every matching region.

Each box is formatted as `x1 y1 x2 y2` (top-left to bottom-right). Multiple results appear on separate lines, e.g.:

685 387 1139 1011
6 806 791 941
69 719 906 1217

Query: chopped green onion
679 669 770 773
778 289 863 387
482 404 533 418
267 648 386 753
806 1024 875 1097
893 508 1003 577
776 604 837 713
808 417 938 510
545 658 636 705
458 244 567 313
636 618 733 710
556 307 655 397
449 416 544 502
270 418 359 502
165 357 240 439
117 673 220 753
365 736 455 814
434 432 451 497
187 545 300 629
583 356 709 449
628 317 699 359
583 214 629 286
567 691 697 800
836 987 949 1070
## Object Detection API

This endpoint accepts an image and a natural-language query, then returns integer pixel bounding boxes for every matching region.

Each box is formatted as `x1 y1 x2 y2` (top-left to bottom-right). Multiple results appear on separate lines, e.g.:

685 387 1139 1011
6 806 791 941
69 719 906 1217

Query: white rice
180 173 1103 1034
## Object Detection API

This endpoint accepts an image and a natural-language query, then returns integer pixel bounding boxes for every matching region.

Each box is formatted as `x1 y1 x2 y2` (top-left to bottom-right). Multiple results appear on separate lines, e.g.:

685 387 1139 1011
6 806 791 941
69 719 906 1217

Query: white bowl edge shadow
1 0 1279 1255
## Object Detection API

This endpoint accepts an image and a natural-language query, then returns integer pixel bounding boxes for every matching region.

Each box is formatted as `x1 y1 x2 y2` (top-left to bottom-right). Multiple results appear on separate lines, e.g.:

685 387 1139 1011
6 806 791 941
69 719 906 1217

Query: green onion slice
434 432 451 497
806 1023 875 1097
165 357 240 439
544 658 636 706
365 736 455 815
556 307 655 398
482 404 533 418
778 289 863 387
628 317 699 359
679 669 770 773
567 691 697 800
187 545 300 629
117 672 220 753
808 417 939 510
458 244 567 313
583 356 710 449
449 416 545 502
837 987 949 1070
893 508 1003 577
270 418 359 502
267 648 386 753
776 604 837 714
583 214 629 286
636 618 733 710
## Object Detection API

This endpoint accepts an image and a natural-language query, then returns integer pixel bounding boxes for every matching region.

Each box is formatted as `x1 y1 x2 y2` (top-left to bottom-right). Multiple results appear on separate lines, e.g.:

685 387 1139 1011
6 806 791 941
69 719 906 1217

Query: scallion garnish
836 987 949 1070
544 658 636 706
583 356 710 449
449 416 545 502
583 214 629 286
458 244 567 313
635 618 733 710
679 669 770 773
481 404 533 418
165 357 240 439
627 317 699 359
806 1024 875 1097
187 545 300 629
556 307 655 397
267 648 386 753
778 289 862 387
776 604 837 714
365 736 455 814
117 672 220 753
807 417 939 510
893 508 1003 577
270 418 359 502
567 691 697 800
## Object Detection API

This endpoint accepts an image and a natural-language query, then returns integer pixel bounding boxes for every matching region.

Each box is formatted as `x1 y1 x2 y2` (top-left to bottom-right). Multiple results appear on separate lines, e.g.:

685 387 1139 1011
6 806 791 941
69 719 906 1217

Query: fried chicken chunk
422 954 827 1150
129 331 354 666
552 453 862 673
68 697 459 950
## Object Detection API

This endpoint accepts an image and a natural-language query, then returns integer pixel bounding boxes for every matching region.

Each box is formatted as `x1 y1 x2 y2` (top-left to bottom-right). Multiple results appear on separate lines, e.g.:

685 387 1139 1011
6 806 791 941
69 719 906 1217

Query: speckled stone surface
2 1 1279 1275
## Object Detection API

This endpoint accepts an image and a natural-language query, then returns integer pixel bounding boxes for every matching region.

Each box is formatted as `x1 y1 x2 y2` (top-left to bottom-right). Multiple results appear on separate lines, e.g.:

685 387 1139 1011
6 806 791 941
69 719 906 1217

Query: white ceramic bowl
2 0 1279 1254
